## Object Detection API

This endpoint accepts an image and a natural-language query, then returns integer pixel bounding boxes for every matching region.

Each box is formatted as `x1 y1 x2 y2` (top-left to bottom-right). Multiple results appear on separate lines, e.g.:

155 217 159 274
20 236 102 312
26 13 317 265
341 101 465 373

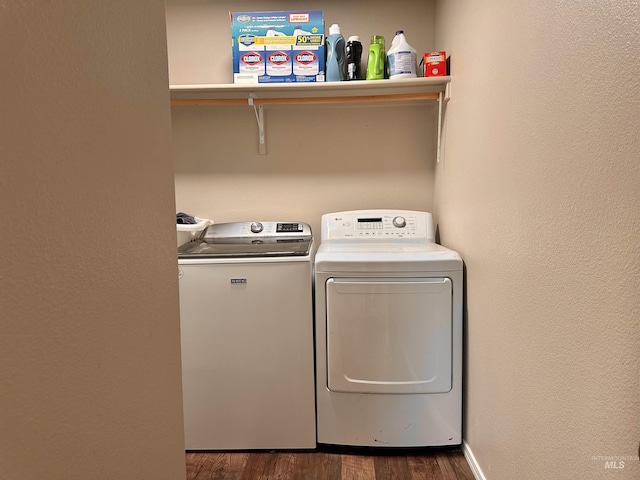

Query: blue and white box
231 10 325 83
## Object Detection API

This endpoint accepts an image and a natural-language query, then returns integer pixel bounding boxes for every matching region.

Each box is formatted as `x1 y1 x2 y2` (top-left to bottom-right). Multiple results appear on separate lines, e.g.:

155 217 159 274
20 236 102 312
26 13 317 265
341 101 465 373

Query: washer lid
178 237 312 258
178 221 313 258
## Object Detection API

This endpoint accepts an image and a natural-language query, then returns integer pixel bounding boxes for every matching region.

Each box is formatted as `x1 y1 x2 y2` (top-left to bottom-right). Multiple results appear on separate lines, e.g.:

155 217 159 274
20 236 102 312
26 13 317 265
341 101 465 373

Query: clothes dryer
314 210 463 447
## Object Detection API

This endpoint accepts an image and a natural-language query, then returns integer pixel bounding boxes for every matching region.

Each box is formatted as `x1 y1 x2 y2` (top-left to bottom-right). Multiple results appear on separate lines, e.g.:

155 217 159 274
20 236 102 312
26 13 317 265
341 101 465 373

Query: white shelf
169 76 450 157
170 76 450 105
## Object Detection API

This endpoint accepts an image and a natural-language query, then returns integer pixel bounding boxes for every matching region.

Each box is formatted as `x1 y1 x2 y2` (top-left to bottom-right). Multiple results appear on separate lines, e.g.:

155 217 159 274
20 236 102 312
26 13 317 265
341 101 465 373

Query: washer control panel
204 221 311 239
322 210 434 242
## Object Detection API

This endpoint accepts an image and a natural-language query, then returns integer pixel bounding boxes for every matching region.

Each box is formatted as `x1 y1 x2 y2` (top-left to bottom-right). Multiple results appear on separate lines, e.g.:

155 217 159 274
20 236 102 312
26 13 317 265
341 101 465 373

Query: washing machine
178 221 316 450
314 210 463 447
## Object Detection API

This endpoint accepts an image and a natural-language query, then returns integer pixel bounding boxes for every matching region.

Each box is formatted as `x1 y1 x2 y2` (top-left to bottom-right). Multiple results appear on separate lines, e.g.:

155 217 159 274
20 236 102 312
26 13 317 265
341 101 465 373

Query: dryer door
326 277 452 394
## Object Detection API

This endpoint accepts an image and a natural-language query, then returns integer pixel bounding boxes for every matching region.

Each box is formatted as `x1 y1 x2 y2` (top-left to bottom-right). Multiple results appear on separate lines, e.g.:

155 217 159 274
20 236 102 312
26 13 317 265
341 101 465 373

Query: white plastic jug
387 30 417 79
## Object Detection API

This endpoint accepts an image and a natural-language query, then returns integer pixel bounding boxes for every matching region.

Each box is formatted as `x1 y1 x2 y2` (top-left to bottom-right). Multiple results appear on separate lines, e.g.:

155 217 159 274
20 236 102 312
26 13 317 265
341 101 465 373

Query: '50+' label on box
231 10 325 83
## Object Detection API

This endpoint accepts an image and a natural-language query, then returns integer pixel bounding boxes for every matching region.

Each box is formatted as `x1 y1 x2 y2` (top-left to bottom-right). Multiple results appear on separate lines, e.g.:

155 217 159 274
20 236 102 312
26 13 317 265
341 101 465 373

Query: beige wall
0 2 186 479
434 1 640 479
166 0 438 235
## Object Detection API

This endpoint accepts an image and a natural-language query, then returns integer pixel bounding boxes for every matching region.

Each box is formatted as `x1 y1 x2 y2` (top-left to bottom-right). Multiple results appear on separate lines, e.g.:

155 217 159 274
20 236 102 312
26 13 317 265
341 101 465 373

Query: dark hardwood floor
186 448 475 480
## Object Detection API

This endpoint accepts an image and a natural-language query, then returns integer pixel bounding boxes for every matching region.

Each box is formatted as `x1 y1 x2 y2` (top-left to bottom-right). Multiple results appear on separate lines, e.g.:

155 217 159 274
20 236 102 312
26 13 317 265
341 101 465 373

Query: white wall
0 2 186 479
166 0 438 235
434 1 640 478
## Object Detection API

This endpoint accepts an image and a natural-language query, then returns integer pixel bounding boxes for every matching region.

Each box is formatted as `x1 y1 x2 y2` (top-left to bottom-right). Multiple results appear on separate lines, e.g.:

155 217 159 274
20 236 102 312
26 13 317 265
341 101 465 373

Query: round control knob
250 222 263 233
393 216 406 228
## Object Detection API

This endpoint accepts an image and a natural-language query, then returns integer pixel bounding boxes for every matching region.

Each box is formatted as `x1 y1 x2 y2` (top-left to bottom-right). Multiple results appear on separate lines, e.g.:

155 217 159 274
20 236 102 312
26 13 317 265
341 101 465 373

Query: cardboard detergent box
230 10 325 83
423 51 447 77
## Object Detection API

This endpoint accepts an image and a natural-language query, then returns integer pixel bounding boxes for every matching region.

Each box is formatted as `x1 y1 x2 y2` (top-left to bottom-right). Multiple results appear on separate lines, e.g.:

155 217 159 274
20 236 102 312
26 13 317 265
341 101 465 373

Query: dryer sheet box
230 10 325 84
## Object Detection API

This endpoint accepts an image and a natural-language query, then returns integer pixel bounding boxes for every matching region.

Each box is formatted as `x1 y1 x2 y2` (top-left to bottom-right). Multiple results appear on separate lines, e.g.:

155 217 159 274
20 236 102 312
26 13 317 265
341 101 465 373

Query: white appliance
314 210 463 447
178 221 316 450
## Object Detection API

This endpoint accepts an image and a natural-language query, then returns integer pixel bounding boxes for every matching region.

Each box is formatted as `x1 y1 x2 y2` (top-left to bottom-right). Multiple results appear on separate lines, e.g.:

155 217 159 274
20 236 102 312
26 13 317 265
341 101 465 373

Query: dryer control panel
321 210 435 242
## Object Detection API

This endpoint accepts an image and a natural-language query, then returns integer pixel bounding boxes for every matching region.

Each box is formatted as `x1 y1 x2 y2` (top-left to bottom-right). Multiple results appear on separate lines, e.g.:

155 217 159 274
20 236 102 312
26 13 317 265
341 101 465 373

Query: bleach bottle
325 24 346 81
387 30 417 79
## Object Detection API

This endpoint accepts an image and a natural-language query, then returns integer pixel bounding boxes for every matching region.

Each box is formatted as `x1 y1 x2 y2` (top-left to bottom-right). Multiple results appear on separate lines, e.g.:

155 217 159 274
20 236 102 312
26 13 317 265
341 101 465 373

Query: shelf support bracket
436 82 451 163
248 94 266 155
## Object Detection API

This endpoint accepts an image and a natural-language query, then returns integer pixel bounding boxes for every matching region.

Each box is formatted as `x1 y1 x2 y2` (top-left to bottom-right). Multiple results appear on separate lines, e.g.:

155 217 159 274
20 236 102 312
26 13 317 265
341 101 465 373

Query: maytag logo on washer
231 278 247 284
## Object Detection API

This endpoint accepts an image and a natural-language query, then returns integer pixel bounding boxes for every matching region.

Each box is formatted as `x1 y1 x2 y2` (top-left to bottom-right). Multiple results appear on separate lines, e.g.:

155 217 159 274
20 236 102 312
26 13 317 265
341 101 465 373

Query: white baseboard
462 441 487 480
